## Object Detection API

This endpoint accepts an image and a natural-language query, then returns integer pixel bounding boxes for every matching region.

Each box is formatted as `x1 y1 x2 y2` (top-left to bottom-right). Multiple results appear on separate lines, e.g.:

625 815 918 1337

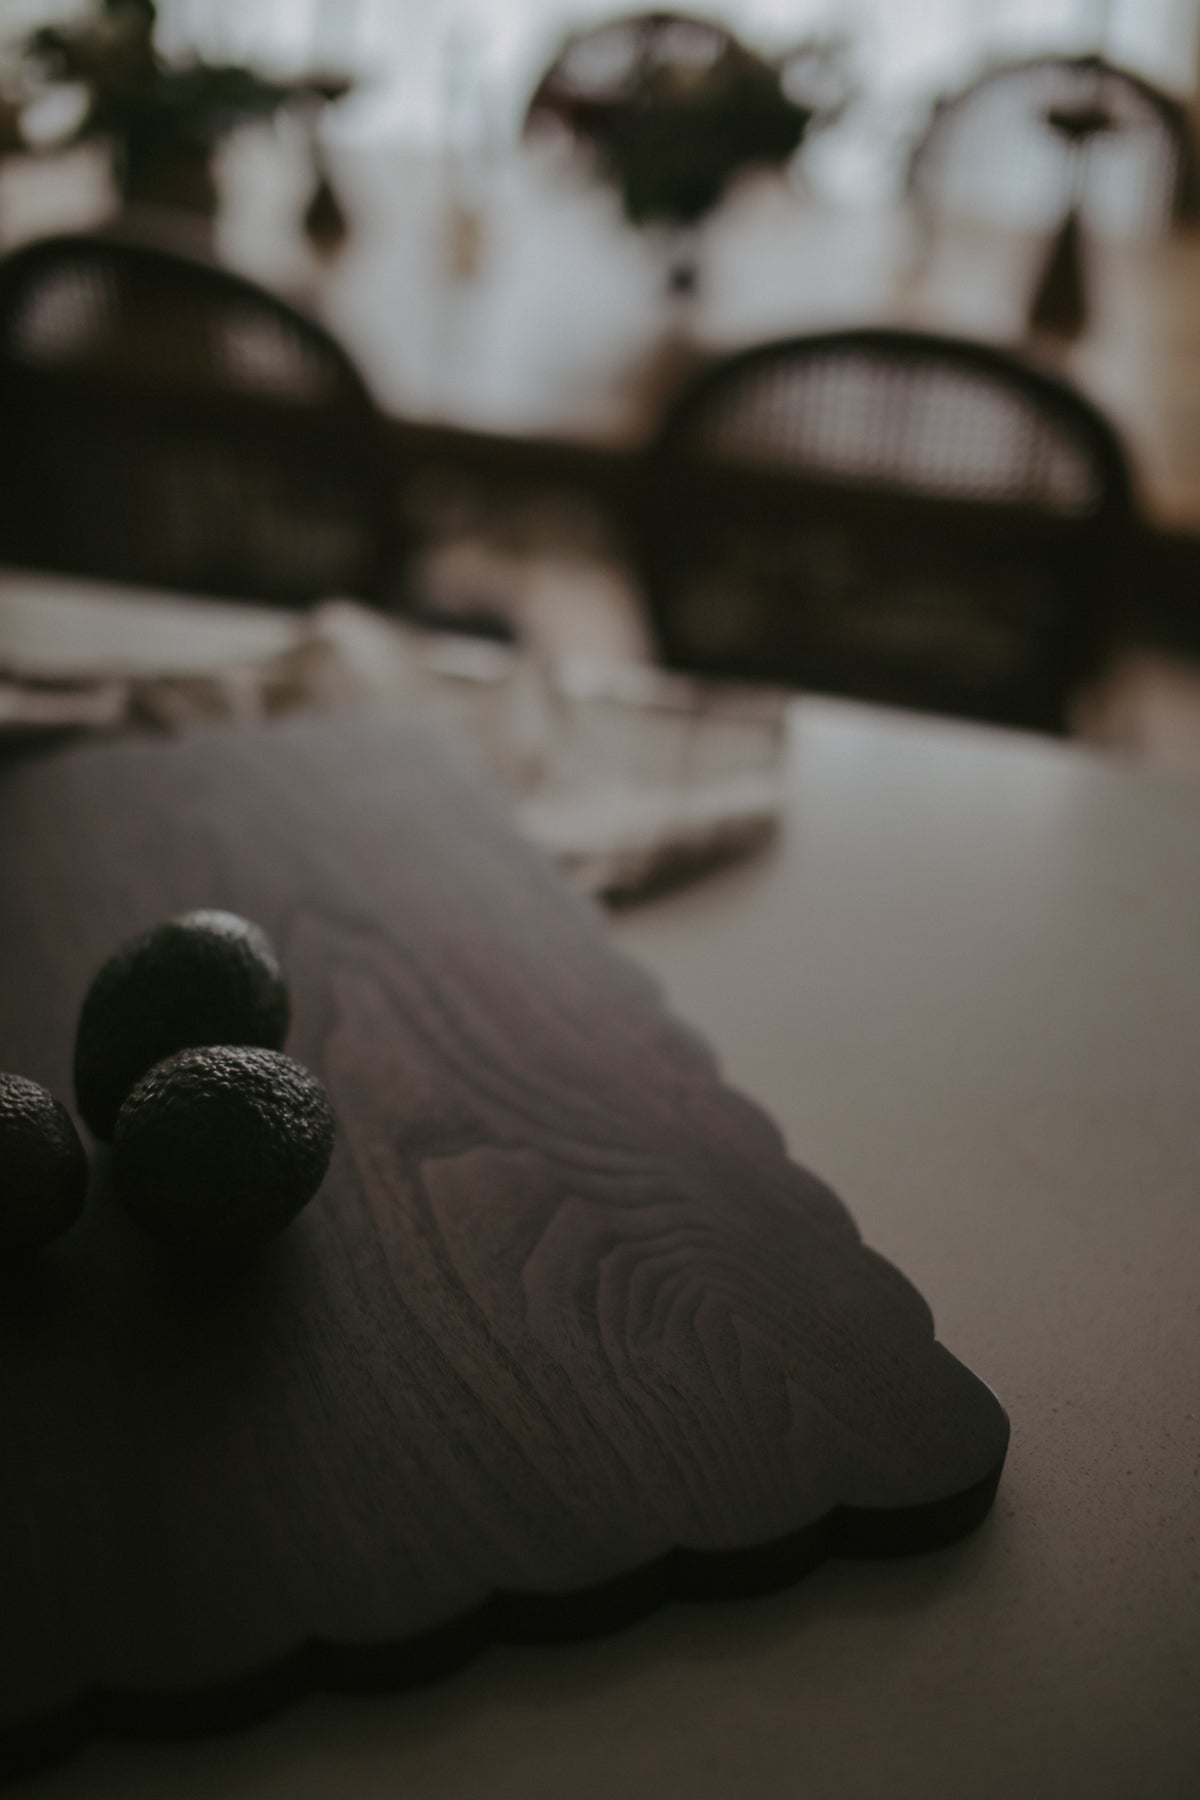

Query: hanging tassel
1028 205 1089 341
303 149 349 259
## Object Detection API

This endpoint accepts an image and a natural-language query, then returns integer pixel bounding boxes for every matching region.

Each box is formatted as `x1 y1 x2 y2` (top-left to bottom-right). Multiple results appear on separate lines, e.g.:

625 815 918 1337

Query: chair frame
906 53 1200 231
636 327 1139 733
0 227 400 608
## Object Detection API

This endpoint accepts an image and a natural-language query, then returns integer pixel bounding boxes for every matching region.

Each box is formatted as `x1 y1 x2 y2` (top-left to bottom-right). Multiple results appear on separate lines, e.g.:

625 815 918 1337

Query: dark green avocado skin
74 911 290 1141
112 1045 334 1256
0 1072 88 1254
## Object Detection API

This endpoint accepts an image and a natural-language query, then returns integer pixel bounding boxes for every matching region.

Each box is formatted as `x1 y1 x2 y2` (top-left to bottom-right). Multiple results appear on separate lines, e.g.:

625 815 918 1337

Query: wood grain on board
0 713 1008 1775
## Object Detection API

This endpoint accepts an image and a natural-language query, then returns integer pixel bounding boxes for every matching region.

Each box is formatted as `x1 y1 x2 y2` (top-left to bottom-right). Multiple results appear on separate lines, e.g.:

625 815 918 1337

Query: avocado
74 911 290 1140
111 1045 334 1255
0 1072 88 1254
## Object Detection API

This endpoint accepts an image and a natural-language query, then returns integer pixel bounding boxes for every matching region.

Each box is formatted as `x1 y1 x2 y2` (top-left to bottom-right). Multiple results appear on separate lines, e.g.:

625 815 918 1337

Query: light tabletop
23 697 1200 1798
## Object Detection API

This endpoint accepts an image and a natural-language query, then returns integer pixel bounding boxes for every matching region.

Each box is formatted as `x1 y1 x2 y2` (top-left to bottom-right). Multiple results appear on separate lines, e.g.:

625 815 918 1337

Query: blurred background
3 0 1200 812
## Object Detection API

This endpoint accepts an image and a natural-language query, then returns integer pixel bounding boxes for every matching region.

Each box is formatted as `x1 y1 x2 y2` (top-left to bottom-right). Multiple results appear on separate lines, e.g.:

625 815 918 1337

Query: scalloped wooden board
0 714 1008 1776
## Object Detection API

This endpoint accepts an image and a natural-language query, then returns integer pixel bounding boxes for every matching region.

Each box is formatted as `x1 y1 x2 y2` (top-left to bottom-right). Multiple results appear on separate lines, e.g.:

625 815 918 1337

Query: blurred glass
0 578 788 901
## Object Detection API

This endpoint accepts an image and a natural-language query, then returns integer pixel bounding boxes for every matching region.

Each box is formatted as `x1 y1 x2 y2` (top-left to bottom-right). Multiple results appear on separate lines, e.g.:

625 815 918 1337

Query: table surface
22 696 1200 1799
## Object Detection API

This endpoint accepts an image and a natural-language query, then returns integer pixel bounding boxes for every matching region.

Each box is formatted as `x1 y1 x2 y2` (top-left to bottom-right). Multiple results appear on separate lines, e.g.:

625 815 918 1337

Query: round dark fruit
0 1072 88 1255
74 910 290 1140
111 1045 334 1255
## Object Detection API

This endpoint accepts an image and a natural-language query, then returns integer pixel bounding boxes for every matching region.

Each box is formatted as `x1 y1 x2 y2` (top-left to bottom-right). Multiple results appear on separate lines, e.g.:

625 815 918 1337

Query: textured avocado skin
112 1045 334 1255
74 911 290 1141
0 1072 88 1254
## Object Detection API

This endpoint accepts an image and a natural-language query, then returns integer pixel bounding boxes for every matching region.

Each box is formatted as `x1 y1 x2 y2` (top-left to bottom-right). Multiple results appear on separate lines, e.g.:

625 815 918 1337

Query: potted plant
16 0 316 219
527 12 851 292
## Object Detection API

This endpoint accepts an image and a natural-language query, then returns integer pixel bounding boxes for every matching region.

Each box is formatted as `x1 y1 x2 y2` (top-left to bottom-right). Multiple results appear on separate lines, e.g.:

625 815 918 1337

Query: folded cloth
0 588 787 900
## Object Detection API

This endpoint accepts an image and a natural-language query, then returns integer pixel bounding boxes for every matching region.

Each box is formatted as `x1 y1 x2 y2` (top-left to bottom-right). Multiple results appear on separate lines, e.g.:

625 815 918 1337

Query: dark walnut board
0 713 1008 1776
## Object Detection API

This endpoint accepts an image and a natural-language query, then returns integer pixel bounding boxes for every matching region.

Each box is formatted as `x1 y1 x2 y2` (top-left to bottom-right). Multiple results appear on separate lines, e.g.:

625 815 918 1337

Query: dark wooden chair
907 54 1198 237
0 229 400 608
634 327 1138 734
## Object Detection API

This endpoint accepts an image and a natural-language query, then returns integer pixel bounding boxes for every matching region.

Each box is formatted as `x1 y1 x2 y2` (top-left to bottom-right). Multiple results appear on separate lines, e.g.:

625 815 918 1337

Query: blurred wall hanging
6 0 346 235
523 10 852 305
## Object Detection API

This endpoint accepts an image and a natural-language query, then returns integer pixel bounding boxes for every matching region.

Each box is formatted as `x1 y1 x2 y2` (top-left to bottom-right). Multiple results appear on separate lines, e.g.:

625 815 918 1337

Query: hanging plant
16 0 329 214
527 12 853 230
